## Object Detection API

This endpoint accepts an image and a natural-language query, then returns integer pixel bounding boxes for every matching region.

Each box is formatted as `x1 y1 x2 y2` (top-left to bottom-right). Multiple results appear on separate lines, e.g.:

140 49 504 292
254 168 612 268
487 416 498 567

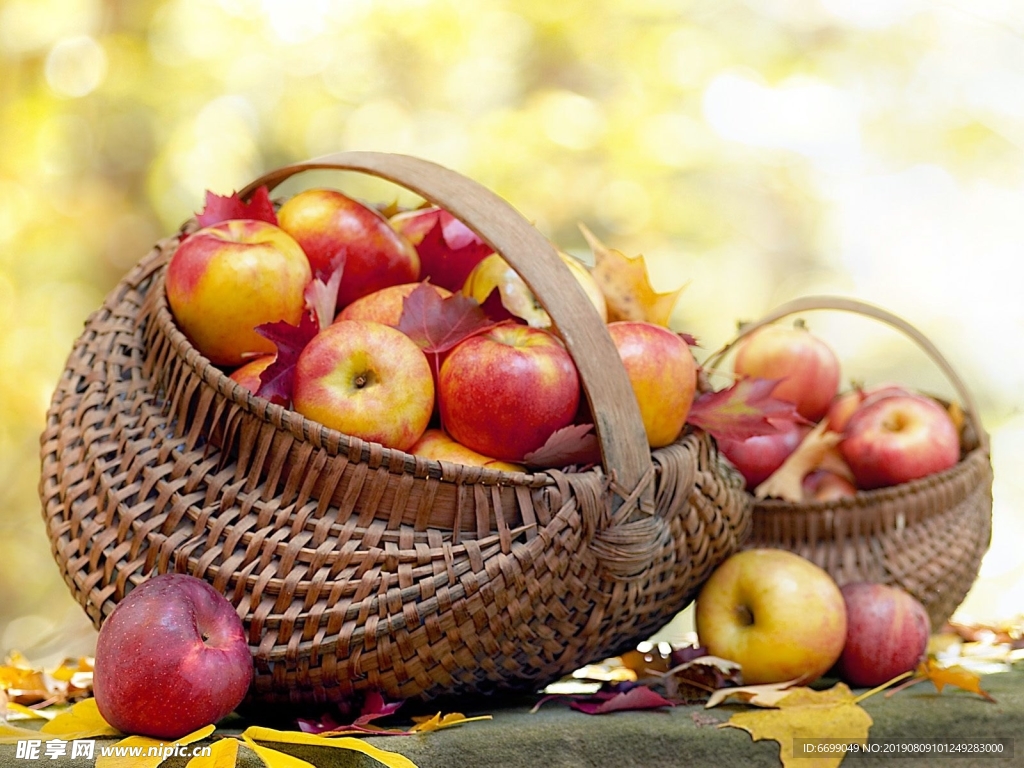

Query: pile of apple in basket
168 184 963 490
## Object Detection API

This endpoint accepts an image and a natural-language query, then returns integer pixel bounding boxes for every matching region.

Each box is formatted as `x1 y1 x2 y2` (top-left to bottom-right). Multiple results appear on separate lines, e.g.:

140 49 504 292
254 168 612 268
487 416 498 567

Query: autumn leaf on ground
241 726 419 768
705 679 805 710
660 656 742 702
304 252 346 330
532 683 675 715
755 422 842 501
687 377 809 442
254 312 320 404
185 737 238 768
96 725 215 768
522 423 601 469
581 224 685 326
297 690 405 736
720 683 873 768
409 712 493 732
195 186 278 229
885 658 996 702
40 697 121 740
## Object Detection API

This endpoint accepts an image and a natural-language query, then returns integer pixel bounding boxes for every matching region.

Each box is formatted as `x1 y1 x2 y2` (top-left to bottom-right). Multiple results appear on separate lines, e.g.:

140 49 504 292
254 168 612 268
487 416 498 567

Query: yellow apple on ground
336 282 452 327
292 320 434 451
606 321 696 448
438 325 580 462
276 188 420 309
409 429 525 472
166 220 311 367
695 548 848 685
462 252 608 327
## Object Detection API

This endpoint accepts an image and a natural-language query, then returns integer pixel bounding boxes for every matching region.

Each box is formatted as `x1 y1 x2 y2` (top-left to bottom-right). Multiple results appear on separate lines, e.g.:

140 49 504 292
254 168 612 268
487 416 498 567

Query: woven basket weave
709 296 992 630
39 152 751 705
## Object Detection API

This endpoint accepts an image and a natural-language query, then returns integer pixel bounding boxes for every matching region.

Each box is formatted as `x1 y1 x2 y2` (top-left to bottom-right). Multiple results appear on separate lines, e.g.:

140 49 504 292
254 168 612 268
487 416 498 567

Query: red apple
276 189 420 308
336 282 451 327
840 394 959 489
438 325 580 462
802 469 857 502
390 206 493 292
717 419 811 491
166 220 311 367
292 320 435 451
606 321 696 448
733 323 840 422
695 549 847 685
826 384 909 433
409 428 525 472
92 573 252 740
837 582 930 687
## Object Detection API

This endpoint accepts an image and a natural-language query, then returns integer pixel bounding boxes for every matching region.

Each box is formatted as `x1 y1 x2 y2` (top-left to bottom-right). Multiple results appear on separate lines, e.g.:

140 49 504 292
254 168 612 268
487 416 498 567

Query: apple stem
853 670 915 703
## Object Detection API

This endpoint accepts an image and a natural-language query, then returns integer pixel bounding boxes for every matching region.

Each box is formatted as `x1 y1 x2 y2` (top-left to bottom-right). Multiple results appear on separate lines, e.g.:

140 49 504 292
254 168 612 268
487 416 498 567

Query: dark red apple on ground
837 581 931 687
840 394 960 489
92 574 253 739
717 419 811 491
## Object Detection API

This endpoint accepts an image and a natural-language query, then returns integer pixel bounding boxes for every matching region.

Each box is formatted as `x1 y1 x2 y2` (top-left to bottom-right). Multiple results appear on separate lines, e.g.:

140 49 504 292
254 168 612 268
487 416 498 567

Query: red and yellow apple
840 394 960 489
837 582 931 687
93 574 253 740
166 220 311 367
438 325 580 462
802 468 857 502
826 384 909 433
390 206 493 292
336 282 452 327
733 323 840 422
717 419 811 491
277 188 420 308
292 320 434 451
228 354 277 398
606 321 696 448
695 548 847 685
409 428 525 472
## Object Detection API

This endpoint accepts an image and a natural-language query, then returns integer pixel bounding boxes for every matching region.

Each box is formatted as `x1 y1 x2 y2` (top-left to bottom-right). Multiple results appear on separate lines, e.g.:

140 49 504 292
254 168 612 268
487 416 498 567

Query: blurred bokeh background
2 0 1022 663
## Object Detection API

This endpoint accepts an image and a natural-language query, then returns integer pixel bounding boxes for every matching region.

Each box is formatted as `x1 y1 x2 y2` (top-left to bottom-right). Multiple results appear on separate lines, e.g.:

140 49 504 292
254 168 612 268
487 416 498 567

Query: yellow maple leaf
185 738 239 768
241 725 419 768
721 683 872 768
409 712 492 733
39 697 121 740
887 658 996 702
95 724 215 768
581 224 686 326
705 678 804 709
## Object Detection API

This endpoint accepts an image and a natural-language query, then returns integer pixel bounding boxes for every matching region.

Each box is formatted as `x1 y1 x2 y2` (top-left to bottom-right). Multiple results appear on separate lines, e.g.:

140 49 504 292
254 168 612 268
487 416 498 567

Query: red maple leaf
396 282 496 355
195 186 278 228
533 683 675 715
522 423 601 469
687 377 810 442
253 312 319 405
304 252 346 330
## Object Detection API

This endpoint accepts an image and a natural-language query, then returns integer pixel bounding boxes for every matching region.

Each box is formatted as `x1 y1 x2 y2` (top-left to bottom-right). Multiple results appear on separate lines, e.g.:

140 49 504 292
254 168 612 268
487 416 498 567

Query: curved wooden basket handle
238 151 653 495
704 295 988 453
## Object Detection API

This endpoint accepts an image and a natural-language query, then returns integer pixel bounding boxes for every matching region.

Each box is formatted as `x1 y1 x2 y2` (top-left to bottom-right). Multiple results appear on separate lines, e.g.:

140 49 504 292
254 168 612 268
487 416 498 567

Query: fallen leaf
886 658 996 702
661 656 742 702
96 725 215 768
254 312 320 405
40 697 121 740
242 735 316 768
522 423 601 469
185 737 239 768
409 712 493 732
755 421 843 501
706 679 804 709
582 224 685 326
687 377 808 442
0 720 62 744
720 683 872 768
569 685 676 715
304 252 346 330
241 726 419 768
6 702 54 721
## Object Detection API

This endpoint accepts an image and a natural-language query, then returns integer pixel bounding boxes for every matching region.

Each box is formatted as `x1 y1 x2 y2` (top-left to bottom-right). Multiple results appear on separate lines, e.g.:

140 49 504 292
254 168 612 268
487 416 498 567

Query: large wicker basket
39 152 750 706
709 296 992 630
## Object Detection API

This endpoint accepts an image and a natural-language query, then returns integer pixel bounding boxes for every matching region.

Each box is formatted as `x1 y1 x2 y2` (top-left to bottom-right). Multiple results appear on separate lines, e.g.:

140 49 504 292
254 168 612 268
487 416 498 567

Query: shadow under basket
713 296 994 631
38 151 751 706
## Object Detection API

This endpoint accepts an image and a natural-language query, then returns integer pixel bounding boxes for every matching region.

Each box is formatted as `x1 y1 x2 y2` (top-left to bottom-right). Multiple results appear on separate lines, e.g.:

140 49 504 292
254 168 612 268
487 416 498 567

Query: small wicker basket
39 152 750 706
709 296 993 630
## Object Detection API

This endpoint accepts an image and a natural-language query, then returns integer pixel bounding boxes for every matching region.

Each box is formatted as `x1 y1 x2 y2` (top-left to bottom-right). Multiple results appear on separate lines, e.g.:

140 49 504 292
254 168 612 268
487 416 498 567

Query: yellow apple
695 548 847 685
408 429 525 472
292 320 434 451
